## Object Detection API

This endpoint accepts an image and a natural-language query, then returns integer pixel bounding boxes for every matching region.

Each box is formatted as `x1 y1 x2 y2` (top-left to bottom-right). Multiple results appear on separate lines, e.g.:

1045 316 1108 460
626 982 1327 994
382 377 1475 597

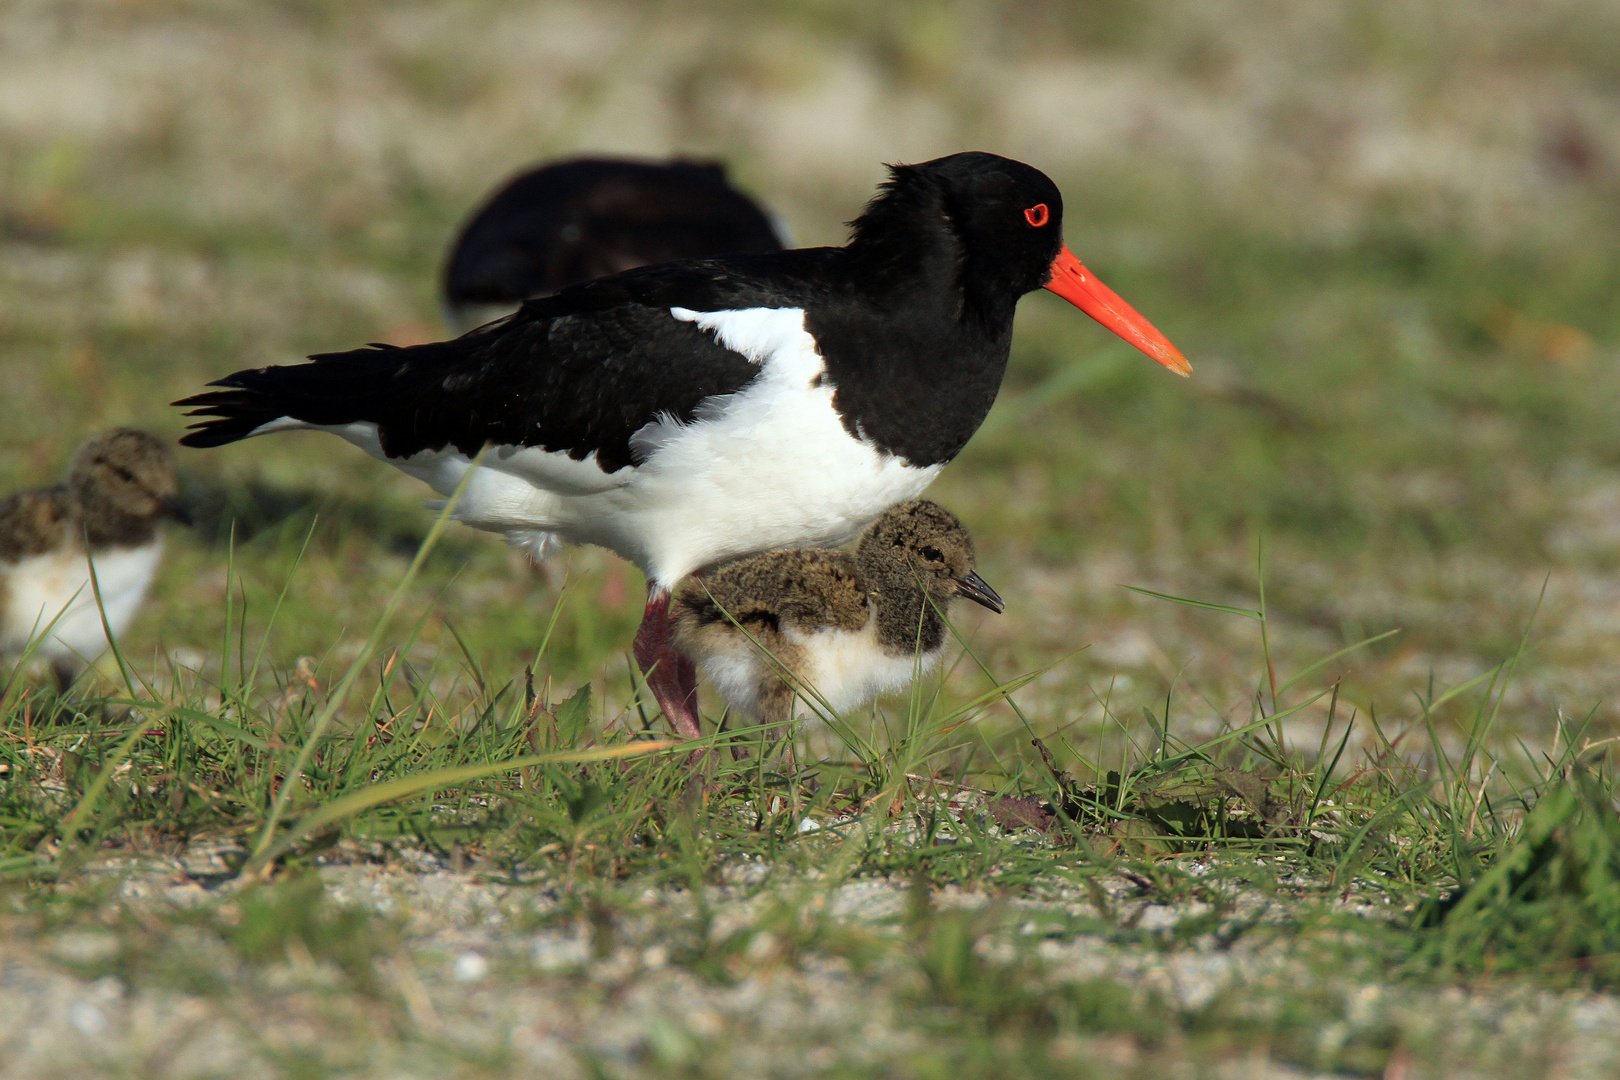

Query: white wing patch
245 419 623 544
248 416 312 438
670 307 812 365
631 307 824 463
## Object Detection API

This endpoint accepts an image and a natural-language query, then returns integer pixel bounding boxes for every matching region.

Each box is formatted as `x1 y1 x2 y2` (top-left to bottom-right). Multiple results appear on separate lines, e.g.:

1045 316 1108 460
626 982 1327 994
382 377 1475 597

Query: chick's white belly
1 541 162 664
788 622 944 716
694 620 944 725
693 643 772 721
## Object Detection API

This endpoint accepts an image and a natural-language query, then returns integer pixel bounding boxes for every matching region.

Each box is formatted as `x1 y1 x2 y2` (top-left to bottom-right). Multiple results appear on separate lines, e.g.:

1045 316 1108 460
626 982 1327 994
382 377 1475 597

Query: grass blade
249 450 485 863
244 740 675 875
1122 585 1262 620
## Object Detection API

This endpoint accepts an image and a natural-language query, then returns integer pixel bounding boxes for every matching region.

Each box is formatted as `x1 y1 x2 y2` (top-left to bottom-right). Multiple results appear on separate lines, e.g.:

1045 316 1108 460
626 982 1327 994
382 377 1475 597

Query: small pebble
69 1001 108 1037
453 952 489 982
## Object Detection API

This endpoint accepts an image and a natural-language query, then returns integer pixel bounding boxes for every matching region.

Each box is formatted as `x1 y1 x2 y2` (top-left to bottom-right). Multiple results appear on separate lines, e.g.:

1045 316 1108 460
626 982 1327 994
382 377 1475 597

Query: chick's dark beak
161 497 195 527
953 571 1004 614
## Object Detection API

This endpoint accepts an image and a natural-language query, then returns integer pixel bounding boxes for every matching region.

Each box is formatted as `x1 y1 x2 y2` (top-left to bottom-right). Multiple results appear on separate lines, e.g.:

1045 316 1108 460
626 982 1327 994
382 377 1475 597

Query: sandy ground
0 845 1615 1079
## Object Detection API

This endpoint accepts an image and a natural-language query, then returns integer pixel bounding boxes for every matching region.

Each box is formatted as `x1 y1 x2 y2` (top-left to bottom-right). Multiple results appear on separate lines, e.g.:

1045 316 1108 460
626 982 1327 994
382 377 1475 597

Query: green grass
0 530 1609 950
1 557 1611 1076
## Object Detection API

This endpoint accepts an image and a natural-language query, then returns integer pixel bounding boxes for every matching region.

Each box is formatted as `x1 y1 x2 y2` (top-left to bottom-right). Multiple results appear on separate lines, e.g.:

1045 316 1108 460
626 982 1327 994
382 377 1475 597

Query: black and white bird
671 500 1002 743
0 429 190 690
175 151 1189 740
442 156 786 331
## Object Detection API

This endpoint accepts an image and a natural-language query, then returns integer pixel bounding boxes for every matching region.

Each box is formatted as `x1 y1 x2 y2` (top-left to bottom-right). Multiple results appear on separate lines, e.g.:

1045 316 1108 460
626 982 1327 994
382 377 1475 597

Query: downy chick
0 429 190 689
672 500 1002 742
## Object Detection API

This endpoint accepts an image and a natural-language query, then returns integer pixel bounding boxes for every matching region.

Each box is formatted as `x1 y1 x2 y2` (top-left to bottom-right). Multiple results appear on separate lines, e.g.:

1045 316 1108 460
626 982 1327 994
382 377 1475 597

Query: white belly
593 371 938 585
600 306 939 583
788 620 945 717
1 540 162 665
269 307 940 585
695 643 775 722
693 615 945 725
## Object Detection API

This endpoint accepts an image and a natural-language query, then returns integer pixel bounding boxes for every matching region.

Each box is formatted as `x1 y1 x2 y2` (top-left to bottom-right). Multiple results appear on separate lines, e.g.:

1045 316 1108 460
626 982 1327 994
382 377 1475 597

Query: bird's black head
918 152 1067 298
848 152 1064 314
849 151 1190 374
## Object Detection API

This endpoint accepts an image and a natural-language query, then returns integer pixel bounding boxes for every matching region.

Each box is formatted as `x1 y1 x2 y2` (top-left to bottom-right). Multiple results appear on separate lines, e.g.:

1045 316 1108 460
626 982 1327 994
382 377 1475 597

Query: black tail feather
174 387 290 447
173 344 412 449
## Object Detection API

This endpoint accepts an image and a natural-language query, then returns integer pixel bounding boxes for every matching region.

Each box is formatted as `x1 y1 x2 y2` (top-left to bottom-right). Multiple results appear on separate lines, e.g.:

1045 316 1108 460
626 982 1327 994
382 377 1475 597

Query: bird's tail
173 344 412 448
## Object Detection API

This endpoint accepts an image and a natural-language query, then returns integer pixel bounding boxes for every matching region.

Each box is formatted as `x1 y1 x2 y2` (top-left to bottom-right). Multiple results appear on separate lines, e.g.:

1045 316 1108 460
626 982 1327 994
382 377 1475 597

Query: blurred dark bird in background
441 156 786 331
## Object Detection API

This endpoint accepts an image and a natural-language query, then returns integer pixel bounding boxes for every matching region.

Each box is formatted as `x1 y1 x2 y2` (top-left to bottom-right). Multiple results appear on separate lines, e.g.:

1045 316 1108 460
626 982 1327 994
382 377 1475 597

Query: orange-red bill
1042 245 1191 376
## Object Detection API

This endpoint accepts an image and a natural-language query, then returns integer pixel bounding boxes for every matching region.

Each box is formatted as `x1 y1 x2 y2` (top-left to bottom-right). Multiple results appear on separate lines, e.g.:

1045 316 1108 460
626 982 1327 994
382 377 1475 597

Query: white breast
787 618 945 717
0 539 163 665
584 307 940 584
692 640 775 721
262 308 939 585
690 608 945 726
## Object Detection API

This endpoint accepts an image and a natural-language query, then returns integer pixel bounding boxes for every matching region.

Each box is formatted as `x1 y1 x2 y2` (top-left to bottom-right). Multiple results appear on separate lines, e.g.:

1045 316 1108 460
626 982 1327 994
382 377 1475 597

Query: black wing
176 254 836 473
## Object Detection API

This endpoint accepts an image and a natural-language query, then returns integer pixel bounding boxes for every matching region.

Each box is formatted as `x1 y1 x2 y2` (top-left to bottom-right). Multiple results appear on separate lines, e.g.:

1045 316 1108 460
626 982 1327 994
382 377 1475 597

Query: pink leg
632 587 702 740
676 653 698 726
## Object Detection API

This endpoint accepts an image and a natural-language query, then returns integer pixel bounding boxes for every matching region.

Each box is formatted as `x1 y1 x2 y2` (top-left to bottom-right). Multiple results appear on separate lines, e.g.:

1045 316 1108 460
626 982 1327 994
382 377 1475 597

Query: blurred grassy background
3 0 1620 759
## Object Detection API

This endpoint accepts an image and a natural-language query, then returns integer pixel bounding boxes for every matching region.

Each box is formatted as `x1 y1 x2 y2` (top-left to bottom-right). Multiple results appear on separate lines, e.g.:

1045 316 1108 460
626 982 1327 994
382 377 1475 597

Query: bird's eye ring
920 546 944 562
1024 203 1049 227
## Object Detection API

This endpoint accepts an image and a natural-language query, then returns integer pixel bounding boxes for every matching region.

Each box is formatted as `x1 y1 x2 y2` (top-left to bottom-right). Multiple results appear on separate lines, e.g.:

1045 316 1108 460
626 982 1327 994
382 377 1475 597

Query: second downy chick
672 500 1003 743
0 429 190 690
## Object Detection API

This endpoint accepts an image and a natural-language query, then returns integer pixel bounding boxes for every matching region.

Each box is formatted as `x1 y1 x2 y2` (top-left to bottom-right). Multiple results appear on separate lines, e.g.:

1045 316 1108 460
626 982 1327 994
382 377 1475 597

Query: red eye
1024 203 1049 227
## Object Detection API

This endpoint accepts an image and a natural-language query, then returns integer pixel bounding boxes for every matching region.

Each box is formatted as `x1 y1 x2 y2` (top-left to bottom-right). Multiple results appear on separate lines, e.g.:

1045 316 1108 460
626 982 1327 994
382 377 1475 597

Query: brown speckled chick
672 500 1002 742
0 429 190 689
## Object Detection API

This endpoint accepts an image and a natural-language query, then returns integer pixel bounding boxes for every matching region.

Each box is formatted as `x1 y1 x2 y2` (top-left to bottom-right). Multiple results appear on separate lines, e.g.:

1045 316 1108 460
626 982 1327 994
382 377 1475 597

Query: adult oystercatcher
0 429 190 691
175 151 1188 739
672 500 1002 745
442 156 785 330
